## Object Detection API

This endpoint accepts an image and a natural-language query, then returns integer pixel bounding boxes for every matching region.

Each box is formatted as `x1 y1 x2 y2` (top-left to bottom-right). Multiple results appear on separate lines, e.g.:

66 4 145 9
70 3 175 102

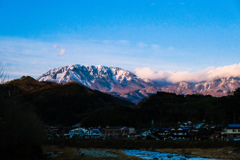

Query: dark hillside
77 90 240 128
81 106 136 127
135 91 237 127
0 76 134 126
2 76 240 128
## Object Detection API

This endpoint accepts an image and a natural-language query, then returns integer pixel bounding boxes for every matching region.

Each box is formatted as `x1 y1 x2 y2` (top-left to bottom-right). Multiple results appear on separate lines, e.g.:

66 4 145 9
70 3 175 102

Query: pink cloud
134 63 240 83
58 49 66 56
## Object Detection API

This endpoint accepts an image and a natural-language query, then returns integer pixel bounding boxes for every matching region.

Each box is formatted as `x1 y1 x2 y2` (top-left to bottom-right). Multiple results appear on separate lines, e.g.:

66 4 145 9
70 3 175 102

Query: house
153 128 170 140
141 130 151 137
140 129 155 140
89 128 103 139
222 124 240 141
69 128 103 139
102 126 135 139
69 128 87 138
170 127 190 140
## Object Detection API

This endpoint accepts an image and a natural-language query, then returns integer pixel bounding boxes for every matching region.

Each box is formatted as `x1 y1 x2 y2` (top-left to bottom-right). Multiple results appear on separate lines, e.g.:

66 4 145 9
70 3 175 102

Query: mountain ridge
162 77 240 96
37 64 240 103
37 64 161 103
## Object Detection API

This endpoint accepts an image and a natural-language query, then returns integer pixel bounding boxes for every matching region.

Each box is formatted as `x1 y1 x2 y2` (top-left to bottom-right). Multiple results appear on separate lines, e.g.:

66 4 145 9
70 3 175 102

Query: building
154 128 170 140
170 127 190 140
69 128 87 138
222 124 240 141
89 128 103 139
103 126 135 139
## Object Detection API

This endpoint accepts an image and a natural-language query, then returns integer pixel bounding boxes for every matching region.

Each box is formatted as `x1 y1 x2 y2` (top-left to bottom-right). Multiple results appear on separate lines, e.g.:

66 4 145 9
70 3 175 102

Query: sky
1 0 240 83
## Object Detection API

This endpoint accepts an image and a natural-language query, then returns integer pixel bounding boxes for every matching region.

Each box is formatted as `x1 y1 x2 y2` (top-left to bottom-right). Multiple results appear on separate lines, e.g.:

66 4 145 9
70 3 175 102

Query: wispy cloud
151 44 159 49
58 48 66 56
1 37 154 80
137 42 147 48
135 63 240 83
53 44 59 48
2 36 238 82
118 40 130 44
53 44 66 56
102 40 112 44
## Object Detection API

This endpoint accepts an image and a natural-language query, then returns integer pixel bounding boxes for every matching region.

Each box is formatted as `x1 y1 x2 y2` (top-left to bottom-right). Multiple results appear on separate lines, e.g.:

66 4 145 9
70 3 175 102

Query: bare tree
0 64 7 84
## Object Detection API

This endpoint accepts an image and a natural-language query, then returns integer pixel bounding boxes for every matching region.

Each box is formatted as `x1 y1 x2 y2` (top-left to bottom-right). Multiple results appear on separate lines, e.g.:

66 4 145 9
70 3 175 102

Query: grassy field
43 145 142 160
43 145 240 159
43 139 240 159
45 139 240 149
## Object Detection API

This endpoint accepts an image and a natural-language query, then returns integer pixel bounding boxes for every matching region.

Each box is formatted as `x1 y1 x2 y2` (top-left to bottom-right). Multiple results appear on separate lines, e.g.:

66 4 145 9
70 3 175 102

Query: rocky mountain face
37 64 161 103
37 65 240 103
161 77 240 96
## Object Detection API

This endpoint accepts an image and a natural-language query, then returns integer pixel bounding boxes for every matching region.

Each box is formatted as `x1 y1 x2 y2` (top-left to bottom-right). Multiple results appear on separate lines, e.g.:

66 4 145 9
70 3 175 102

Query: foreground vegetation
46 139 240 149
2 76 240 159
43 145 142 160
43 139 240 159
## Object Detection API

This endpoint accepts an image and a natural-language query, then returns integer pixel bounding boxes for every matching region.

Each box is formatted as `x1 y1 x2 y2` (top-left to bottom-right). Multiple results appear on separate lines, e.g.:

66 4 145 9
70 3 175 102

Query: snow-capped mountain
161 77 240 96
37 64 240 103
37 64 161 103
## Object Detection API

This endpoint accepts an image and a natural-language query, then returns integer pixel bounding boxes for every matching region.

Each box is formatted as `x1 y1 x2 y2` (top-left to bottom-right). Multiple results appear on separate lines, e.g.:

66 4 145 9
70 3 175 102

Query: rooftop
228 124 240 128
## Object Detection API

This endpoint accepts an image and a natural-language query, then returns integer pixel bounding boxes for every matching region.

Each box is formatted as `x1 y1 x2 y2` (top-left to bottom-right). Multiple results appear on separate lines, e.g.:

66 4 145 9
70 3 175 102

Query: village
45 121 240 142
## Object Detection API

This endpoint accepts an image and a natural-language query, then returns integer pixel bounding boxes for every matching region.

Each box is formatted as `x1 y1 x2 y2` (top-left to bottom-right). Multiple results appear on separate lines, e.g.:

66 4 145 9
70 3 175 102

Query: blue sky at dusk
1 0 240 82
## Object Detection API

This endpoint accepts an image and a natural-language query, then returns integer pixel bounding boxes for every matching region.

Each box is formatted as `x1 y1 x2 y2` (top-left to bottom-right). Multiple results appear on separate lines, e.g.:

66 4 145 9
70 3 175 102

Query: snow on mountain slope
161 77 240 96
37 64 240 103
37 64 161 102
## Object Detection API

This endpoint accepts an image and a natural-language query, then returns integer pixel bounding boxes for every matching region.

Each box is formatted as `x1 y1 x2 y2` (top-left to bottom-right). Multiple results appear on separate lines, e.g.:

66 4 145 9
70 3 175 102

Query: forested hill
136 90 240 127
0 76 134 126
1 76 240 127
81 90 240 128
